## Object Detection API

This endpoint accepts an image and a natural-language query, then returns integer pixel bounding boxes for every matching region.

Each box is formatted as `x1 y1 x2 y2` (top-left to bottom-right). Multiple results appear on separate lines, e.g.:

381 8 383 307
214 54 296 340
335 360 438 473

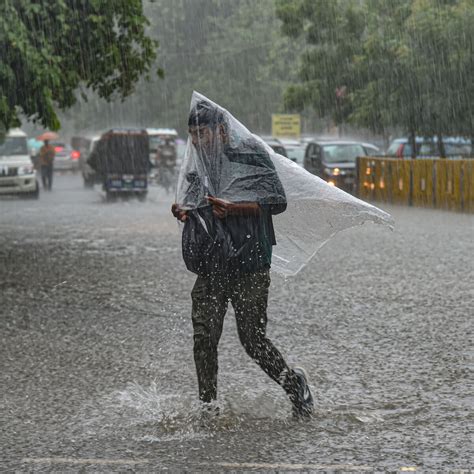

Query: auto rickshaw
87 128 151 201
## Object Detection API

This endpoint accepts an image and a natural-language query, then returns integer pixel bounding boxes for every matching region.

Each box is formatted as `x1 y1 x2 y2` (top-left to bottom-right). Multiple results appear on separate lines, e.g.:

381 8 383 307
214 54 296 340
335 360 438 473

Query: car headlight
324 167 340 176
18 165 35 176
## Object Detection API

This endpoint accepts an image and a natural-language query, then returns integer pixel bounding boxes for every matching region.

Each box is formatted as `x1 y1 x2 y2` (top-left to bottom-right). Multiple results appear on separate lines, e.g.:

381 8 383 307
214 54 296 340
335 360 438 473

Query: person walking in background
38 140 55 190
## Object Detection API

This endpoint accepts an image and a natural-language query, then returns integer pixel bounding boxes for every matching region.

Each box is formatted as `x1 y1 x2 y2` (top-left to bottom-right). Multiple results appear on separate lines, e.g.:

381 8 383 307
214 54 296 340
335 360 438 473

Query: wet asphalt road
1 174 473 472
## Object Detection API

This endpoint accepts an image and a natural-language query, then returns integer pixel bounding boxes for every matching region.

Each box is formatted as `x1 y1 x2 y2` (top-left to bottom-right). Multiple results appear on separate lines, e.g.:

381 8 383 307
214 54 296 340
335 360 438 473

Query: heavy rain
1 1 473 472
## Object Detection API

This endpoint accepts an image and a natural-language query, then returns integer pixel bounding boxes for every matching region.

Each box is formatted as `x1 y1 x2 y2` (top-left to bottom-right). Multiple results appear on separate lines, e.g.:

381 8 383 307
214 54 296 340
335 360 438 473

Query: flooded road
1 174 473 471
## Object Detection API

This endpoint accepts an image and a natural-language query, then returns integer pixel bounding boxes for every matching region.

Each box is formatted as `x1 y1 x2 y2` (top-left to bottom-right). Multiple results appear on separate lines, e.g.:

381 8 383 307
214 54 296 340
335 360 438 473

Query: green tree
276 0 474 155
406 0 474 145
0 0 157 134
276 0 368 126
61 0 304 136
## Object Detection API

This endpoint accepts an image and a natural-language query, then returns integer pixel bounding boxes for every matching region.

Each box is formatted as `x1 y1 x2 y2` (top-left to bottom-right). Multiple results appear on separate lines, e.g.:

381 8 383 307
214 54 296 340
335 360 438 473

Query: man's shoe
289 367 314 419
200 402 220 420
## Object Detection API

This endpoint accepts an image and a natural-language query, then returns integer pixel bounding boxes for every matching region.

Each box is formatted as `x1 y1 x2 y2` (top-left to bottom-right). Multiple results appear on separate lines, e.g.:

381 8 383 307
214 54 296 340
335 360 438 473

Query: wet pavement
1 174 473 472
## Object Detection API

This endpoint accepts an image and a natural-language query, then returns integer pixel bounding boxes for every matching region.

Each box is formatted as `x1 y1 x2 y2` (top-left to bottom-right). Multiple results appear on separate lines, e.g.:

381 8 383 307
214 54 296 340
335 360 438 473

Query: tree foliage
276 0 474 142
62 0 304 136
0 0 157 134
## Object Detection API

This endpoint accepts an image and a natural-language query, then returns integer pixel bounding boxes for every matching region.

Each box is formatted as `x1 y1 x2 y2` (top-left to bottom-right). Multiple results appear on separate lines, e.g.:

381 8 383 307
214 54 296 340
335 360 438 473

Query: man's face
188 125 215 153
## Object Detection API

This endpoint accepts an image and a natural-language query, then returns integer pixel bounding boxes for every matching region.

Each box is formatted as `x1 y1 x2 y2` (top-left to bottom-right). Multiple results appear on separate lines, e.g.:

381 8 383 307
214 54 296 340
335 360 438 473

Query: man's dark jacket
182 142 286 276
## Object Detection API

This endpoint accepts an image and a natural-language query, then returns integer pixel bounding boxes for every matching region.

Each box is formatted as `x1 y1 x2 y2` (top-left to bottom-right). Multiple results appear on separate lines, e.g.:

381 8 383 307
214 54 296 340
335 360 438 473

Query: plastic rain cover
176 92 393 277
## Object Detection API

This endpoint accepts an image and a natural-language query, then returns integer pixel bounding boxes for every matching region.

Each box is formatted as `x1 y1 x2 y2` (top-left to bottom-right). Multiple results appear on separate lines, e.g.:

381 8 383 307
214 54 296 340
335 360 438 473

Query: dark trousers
41 164 53 190
191 270 291 403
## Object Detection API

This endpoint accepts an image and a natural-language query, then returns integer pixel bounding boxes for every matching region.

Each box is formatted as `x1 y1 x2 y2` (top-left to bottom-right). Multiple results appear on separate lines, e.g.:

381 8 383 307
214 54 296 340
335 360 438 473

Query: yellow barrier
358 157 411 205
357 157 474 213
435 160 462 211
412 160 434 208
357 159 371 201
389 159 411 205
462 160 474 213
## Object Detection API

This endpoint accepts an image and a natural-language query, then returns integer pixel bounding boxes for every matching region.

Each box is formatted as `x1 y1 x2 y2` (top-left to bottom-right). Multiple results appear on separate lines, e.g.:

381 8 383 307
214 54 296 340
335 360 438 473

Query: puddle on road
73 380 392 450
71 380 330 450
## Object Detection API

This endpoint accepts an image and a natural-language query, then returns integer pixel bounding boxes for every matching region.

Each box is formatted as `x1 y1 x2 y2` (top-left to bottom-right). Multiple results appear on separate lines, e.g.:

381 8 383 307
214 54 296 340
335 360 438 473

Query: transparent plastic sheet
176 92 393 277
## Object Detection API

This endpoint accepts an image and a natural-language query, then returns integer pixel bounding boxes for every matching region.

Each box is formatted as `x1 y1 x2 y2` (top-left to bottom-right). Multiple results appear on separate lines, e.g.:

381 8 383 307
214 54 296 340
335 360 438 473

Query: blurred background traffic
1 0 472 206
1 125 472 203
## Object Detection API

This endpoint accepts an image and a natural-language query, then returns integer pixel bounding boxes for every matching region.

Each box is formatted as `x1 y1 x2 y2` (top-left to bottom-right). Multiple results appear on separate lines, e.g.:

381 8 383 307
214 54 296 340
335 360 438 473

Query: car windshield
0 137 28 156
322 144 365 163
286 147 305 163
364 146 380 156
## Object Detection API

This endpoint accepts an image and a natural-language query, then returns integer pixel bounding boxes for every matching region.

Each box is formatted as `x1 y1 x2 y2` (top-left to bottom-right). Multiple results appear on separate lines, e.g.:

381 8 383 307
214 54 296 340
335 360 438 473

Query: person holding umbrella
37 132 58 190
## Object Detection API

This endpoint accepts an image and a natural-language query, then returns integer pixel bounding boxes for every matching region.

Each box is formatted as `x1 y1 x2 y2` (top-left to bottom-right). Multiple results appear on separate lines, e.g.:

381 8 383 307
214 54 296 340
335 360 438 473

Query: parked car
362 142 383 156
50 141 80 172
261 137 288 157
284 143 306 166
386 137 472 159
268 141 288 157
277 138 307 165
304 140 379 193
0 129 39 199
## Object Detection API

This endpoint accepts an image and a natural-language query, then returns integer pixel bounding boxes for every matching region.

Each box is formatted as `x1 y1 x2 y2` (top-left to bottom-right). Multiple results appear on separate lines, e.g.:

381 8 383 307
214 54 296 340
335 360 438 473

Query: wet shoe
288 367 314 419
200 402 220 421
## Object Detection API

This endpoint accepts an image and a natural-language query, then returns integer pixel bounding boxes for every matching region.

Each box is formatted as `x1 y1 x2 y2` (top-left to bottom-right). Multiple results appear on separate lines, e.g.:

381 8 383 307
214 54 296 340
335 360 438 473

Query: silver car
51 142 80 172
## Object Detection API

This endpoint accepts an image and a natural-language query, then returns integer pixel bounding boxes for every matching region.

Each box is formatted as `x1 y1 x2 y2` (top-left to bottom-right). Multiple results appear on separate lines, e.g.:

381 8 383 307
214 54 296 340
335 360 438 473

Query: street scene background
1 0 474 471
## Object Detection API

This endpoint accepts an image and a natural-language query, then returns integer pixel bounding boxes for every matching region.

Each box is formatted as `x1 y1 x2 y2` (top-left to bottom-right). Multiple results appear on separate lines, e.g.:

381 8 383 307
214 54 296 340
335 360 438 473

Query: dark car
304 140 380 193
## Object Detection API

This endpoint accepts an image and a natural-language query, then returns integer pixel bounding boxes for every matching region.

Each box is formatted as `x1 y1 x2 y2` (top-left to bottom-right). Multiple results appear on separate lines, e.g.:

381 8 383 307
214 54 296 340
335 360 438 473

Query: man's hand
171 203 188 222
207 196 260 218
207 196 231 218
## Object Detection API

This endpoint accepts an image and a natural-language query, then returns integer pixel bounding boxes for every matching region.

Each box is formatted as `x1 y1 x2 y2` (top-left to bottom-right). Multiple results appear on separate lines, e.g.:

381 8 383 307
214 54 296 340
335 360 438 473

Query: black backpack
182 207 240 276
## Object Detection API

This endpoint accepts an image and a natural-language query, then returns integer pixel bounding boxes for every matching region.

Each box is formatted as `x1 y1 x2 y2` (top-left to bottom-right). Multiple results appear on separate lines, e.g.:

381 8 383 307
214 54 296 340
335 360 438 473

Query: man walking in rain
172 98 313 418
38 139 55 190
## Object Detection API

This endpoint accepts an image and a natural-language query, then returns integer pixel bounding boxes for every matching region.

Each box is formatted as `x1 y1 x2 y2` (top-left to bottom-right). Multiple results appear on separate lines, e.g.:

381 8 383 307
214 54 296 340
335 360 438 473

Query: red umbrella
37 131 59 141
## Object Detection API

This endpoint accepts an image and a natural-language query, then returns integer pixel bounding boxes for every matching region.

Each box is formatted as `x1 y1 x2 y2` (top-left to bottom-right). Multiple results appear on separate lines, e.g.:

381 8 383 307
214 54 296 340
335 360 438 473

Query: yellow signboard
271 114 301 138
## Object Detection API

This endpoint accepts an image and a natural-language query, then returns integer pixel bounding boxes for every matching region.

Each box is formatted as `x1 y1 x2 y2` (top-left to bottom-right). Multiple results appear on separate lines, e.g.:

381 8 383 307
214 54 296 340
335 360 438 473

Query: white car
0 129 39 199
